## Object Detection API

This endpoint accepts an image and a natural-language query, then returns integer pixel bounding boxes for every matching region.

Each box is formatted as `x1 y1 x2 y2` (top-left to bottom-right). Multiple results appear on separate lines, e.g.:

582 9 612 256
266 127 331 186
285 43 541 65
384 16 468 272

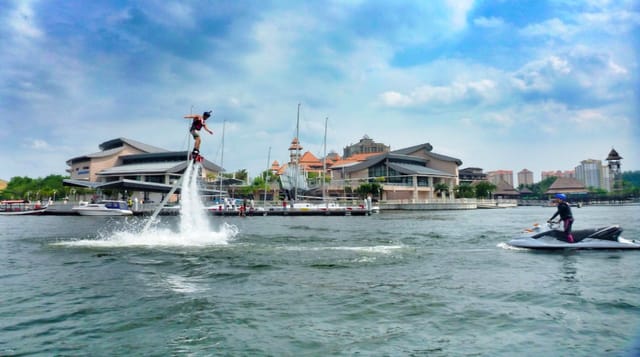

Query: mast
218 120 226 199
322 117 327 204
264 146 271 208
294 103 300 201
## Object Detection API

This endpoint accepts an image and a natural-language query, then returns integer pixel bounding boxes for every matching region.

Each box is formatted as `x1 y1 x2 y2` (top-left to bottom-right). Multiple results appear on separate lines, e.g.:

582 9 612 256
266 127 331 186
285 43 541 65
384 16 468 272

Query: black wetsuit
550 202 574 242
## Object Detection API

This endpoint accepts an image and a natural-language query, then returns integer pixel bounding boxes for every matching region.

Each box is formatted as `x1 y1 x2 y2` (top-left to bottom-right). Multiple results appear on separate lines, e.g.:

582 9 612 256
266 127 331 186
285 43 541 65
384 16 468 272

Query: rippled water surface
1 205 639 356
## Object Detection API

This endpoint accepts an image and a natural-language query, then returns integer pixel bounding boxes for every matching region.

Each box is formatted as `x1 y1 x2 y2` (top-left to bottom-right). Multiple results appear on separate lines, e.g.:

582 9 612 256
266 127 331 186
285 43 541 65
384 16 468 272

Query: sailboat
279 103 309 199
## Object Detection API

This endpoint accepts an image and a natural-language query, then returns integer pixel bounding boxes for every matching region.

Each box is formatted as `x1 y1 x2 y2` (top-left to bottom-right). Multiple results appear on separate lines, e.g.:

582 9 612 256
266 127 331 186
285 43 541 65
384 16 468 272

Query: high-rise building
517 169 534 186
487 170 513 187
575 159 609 190
541 170 575 180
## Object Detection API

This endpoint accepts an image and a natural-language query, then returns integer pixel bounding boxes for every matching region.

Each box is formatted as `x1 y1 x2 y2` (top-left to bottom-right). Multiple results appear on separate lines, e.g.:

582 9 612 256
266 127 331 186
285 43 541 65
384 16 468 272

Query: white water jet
55 162 238 248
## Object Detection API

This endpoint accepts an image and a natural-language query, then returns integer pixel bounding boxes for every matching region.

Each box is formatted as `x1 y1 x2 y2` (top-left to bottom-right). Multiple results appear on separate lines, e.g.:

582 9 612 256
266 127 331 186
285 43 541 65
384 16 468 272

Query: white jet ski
508 222 640 250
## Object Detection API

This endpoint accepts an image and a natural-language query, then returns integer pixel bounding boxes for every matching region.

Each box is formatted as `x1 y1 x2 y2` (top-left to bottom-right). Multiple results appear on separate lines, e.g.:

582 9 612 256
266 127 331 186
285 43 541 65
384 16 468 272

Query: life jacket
190 117 203 131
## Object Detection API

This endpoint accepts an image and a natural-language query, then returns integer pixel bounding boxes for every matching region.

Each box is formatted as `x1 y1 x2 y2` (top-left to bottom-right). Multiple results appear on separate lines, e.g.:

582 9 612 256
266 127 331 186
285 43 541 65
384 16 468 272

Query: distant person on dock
184 111 213 158
548 193 574 243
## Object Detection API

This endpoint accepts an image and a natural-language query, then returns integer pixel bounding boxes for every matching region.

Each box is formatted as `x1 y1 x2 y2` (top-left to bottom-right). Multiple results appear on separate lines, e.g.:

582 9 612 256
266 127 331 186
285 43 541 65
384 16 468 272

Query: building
332 143 462 201
458 167 487 185
541 170 575 180
605 148 623 192
64 138 223 202
493 180 520 199
575 159 609 191
343 135 390 158
487 170 513 187
545 177 588 196
517 169 534 187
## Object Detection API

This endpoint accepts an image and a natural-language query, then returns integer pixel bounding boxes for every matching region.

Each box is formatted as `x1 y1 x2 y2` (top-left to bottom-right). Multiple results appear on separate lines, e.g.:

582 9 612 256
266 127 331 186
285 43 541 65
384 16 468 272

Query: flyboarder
184 110 213 162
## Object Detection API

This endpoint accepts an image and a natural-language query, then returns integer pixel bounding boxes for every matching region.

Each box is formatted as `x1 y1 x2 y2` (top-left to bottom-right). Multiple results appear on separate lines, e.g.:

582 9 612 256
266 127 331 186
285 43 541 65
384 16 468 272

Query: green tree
454 183 475 198
355 182 382 199
474 181 497 199
434 183 449 198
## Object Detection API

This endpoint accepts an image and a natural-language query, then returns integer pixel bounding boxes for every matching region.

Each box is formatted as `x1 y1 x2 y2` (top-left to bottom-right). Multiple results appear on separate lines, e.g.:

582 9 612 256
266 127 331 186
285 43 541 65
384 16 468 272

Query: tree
355 182 382 199
434 183 449 199
474 181 496 199
454 183 475 198
0 175 68 200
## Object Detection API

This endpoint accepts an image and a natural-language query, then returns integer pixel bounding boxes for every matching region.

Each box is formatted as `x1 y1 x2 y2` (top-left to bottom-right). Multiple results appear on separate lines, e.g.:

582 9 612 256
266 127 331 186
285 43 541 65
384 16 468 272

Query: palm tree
434 183 449 199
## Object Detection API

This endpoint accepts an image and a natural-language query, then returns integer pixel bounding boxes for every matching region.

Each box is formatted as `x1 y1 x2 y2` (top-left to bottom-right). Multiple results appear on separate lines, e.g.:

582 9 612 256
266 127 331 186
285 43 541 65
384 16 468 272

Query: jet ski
508 221 640 250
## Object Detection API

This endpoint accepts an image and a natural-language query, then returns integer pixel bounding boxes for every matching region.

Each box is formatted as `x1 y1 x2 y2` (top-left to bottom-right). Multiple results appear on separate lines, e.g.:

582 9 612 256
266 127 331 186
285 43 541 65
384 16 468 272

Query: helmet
554 193 567 201
203 110 212 119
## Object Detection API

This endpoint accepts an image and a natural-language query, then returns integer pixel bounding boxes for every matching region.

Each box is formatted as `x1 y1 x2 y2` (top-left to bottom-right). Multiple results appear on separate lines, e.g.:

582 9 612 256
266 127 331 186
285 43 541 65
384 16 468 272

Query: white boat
72 200 133 216
0 200 48 215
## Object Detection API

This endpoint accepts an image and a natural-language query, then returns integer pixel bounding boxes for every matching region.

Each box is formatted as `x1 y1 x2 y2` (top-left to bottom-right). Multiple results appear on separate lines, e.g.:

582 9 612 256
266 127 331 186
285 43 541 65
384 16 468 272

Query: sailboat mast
322 117 327 203
264 146 271 208
294 103 300 201
218 120 226 199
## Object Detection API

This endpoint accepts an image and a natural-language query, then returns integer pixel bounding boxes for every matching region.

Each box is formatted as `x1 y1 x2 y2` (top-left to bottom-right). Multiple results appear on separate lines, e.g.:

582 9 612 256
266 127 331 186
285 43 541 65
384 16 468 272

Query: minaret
605 148 622 192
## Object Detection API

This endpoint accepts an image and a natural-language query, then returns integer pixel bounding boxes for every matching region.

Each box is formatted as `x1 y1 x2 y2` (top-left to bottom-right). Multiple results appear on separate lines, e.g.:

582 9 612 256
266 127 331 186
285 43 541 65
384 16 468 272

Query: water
1 205 639 356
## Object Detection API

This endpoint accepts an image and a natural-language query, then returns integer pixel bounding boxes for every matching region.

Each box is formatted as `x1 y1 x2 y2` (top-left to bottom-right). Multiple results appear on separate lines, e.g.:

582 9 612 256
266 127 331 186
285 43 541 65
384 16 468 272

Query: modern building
487 170 513 187
343 135 390 158
575 159 609 191
541 170 575 180
458 167 487 184
64 138 223 202
517 169 534 187
332 143 462 201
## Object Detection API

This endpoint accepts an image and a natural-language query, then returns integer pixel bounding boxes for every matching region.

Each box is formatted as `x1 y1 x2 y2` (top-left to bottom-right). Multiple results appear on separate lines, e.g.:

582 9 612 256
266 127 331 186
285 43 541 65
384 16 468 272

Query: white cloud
7 0 43 41
379 79 499 107
445 0 474 31
473 16 505 28
520 18 576 40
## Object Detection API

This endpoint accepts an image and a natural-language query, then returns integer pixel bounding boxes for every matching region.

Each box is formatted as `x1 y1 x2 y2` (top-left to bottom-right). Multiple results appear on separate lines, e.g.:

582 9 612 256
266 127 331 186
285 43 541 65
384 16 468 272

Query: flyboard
507 222 640 250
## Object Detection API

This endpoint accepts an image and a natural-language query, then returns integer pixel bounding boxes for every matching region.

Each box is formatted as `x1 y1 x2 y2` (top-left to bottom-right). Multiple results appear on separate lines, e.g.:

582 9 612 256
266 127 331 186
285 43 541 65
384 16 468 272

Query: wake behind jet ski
508 221 640 250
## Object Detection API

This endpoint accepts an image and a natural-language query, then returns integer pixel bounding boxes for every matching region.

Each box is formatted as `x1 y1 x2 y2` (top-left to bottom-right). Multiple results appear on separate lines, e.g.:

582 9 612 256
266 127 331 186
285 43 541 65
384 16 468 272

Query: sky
1 0 638 183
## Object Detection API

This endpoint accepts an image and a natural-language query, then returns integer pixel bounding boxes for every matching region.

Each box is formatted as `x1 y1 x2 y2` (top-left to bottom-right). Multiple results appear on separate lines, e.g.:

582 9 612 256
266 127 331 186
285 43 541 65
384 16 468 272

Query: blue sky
1 0 638 182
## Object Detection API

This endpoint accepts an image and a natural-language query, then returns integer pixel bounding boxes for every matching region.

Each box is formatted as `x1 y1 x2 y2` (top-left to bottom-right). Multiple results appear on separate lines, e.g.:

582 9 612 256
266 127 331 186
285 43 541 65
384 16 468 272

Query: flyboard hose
142 158 193 232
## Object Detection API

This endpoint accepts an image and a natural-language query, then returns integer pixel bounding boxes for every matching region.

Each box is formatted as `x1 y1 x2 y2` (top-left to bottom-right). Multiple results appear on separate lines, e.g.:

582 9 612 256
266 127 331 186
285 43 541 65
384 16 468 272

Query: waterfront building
332 143 461 201
493 180 520 199
545 177 588 196
458 167 487 185
64 138 223 202
343 135 390 158
487 170 513 187
517 169 534 186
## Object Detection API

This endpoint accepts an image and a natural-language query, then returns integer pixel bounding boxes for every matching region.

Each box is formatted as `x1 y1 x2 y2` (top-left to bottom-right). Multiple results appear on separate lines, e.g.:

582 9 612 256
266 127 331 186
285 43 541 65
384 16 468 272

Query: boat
0 200 48 215
507 221 640 250
72 200 133 216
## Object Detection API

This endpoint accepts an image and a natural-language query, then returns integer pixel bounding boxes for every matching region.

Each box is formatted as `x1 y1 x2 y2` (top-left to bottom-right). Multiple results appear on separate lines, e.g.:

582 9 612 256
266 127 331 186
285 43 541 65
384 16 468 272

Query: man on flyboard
184 110 213 162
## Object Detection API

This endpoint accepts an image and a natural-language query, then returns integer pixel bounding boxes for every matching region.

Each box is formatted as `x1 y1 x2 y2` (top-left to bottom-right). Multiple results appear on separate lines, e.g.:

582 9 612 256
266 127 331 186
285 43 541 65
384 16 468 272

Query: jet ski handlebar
546 220 560 229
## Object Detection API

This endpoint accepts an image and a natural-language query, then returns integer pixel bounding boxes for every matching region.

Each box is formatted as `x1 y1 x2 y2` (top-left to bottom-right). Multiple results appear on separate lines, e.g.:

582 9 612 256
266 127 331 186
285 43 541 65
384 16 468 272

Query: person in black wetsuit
184 111 213 158
548 193 574 243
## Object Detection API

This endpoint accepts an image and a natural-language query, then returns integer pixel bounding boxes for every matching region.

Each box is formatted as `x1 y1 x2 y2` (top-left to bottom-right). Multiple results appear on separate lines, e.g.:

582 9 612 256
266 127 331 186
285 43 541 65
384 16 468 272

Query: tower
606 148 623 192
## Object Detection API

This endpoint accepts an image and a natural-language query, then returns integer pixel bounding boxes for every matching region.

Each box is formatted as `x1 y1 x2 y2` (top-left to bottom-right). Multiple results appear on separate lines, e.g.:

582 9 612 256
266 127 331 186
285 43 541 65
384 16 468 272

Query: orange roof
288 137 303 151
299 151 320 165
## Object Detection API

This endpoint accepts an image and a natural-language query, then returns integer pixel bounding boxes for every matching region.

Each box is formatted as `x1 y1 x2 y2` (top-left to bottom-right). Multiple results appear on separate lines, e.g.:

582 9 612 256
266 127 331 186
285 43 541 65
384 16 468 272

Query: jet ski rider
548 193 574 243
